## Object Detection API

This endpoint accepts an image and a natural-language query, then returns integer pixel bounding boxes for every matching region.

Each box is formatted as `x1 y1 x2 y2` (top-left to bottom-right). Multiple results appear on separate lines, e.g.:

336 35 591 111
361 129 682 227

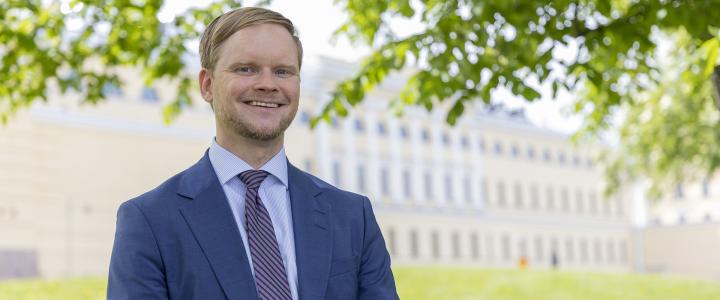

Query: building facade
639 176 720 279
1 56 635 280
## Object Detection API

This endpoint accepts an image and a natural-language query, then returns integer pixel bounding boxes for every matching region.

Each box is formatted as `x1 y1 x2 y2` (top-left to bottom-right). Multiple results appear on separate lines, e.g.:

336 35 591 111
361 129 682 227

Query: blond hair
199 7 303 70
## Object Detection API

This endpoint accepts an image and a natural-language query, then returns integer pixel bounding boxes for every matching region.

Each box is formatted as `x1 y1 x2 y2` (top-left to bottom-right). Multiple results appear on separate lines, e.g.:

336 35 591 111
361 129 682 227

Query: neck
215 130 284 170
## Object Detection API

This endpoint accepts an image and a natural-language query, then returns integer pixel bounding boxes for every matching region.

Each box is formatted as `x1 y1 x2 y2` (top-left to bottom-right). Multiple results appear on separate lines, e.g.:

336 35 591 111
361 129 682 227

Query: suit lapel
177 153 257 300
288 163 332 299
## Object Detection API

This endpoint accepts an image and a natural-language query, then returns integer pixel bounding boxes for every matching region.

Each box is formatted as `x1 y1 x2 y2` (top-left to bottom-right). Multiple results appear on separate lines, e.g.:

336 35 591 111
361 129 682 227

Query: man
107 7 398 300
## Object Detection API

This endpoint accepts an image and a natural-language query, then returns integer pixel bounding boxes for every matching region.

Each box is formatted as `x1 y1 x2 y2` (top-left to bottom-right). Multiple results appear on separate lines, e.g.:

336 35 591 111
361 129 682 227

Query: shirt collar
208 138 289 189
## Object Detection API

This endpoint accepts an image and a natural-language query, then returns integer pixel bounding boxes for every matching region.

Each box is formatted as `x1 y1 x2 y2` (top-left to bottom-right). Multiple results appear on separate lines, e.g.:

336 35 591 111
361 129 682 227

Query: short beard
220 108 295 142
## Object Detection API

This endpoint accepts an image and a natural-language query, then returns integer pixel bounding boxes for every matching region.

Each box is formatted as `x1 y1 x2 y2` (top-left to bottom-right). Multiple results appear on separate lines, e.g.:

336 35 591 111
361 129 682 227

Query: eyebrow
273 64 299 72
227 61 298 71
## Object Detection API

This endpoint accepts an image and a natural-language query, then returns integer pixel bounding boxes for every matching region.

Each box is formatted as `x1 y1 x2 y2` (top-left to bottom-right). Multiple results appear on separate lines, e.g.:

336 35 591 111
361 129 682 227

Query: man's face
201 23 300 142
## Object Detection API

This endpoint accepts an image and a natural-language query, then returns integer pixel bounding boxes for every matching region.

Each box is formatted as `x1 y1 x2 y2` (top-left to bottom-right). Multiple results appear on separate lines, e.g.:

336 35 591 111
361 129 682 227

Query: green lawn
394 267 720 300
1 267 719 299
0 277 106 300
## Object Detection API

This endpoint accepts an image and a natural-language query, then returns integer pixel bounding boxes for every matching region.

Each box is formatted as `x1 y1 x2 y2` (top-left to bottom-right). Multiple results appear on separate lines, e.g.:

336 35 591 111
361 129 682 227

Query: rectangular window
461 136 469 149
580 238 589 263
452 232 461 259
607 240 616 264
354 119 365 132
485 234 495 261
594 239 603 264
431 231 441 259
534 236 544 261
543 149 552 162
501 234 511 262
445 174 453 201
410 230 419 258
514 182 523 209
511 144 520 158
603 197 612 216
527 146 535 160
518 238 528 257
399 126 409 140
482 179 489 204
357 165 366 193
380 167 390 196
478 138 486 153
494 141 504 155
565 238 575 263
464 176 472 203
421 129 431 143
546 186 555 211
299 111 310 124
575 190 584 213
471 232 481 259
402 169 412 198
497 181 506 207
304 159 313 173
387 228 396 256
560 187 570 212
530 185 540 209
675 183 684 200
550 237 559 257
424 172 433 200
332 161 342 186
377 122 386 136
589 191 598 215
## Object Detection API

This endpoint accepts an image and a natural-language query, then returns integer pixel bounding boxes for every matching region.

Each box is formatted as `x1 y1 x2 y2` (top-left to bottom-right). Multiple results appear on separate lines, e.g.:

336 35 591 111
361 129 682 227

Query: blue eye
236 66 256 73
275 69 293 77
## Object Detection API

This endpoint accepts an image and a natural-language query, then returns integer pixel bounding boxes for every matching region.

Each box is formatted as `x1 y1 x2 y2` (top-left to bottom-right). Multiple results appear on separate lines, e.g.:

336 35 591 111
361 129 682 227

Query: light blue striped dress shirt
208 139 298 300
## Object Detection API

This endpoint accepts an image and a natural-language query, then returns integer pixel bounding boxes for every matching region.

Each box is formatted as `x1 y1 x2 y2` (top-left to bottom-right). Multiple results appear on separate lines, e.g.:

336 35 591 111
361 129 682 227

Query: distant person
518 256 528 270
551 251 560 270
107 7 398 300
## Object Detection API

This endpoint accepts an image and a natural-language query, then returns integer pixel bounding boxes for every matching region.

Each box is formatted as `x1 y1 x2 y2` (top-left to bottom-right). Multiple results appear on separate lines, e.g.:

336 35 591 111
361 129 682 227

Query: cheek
282 82 301 101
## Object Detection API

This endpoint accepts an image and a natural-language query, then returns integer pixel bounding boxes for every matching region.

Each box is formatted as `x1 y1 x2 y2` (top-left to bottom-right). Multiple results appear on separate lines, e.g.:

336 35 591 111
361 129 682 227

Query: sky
157 0 582 134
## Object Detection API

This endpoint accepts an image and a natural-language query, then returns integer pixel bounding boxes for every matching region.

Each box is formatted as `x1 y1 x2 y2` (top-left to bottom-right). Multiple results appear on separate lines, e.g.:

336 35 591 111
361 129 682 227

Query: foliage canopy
2 0 720 196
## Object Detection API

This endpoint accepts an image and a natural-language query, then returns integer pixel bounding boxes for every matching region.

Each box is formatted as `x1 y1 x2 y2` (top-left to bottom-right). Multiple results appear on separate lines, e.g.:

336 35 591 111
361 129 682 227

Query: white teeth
249 101 279 108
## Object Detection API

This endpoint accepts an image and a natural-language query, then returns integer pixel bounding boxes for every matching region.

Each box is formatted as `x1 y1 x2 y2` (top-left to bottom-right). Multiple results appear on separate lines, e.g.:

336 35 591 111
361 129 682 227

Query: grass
0 277 106 300
394 267 720 300
1 267 719 299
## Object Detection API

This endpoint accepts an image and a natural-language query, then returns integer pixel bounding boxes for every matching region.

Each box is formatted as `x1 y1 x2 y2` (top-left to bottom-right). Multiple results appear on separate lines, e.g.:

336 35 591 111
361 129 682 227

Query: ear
198 68 213 103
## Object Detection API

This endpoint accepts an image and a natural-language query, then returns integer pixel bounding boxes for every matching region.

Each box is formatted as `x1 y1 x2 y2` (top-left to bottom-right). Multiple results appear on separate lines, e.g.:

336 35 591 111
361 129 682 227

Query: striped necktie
239 170 292 300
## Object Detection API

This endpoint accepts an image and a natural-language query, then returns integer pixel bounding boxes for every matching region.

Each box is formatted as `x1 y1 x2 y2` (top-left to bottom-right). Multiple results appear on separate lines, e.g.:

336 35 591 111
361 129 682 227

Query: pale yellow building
637 175 720 280
2 56 636 280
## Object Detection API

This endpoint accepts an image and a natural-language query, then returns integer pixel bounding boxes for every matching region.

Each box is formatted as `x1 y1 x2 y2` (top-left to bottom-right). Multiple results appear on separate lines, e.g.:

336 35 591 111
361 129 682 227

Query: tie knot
239 170 270 190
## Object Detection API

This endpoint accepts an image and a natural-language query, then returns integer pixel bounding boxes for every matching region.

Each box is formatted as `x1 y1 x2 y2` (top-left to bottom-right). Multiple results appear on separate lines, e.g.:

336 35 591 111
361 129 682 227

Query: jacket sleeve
357 197 400 300
107 200 169 300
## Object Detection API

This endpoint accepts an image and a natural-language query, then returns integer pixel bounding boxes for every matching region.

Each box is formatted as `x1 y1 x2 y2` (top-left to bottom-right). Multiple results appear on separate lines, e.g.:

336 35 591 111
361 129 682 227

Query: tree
326 0 720 197
0 0 244 124
2 0 719 197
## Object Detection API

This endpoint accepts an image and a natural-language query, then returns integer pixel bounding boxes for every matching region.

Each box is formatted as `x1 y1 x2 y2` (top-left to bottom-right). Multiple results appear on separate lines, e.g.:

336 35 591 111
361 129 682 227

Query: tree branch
713 65 720 111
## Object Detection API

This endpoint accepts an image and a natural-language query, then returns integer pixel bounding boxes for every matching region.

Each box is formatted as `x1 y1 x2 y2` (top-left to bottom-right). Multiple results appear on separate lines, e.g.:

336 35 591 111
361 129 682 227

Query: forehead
215 23 299 67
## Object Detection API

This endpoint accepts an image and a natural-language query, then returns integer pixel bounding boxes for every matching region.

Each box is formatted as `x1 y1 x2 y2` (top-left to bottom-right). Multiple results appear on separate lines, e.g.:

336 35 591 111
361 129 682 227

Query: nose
253 69 279 93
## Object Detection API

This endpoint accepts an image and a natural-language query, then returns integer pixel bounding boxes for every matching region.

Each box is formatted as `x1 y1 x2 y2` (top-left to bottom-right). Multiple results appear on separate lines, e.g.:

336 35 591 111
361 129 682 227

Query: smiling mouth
246 101 281 108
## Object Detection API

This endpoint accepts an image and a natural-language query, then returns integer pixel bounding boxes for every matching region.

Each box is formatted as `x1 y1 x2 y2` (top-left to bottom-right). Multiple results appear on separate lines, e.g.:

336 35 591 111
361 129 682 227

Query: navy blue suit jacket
107 152 398 299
